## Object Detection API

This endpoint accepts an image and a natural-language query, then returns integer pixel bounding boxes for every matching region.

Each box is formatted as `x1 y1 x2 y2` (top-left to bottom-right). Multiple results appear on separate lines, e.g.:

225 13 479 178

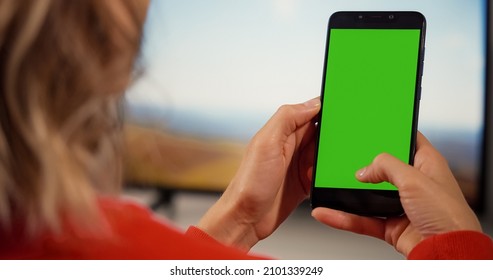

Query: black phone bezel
310 11 427 217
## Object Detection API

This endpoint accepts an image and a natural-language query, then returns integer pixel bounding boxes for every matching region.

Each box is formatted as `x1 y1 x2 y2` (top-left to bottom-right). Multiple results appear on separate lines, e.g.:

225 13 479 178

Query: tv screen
125 0 488 211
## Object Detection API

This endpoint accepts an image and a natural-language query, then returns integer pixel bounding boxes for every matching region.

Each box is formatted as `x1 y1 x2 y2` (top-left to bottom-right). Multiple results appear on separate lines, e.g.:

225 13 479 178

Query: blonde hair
0 0 147 234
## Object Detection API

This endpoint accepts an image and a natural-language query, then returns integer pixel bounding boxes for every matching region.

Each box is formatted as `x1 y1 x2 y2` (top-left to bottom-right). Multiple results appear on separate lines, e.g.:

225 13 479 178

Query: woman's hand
312 132 482 256
196 98 320 251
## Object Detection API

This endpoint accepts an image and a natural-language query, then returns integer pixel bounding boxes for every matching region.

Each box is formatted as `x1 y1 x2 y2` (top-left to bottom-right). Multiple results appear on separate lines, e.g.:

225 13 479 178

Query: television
125 0 490 214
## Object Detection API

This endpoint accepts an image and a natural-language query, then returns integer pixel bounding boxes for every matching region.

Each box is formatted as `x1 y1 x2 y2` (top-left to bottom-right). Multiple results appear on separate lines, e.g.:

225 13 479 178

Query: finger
414 132 455 185
257 97 320 142
298 122 317 192
416 131 433 151
415 132 446 160
311 207 386 240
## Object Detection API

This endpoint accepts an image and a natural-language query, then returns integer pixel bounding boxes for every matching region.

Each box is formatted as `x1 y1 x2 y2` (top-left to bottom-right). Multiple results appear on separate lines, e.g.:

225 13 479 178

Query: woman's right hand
312 132 483 256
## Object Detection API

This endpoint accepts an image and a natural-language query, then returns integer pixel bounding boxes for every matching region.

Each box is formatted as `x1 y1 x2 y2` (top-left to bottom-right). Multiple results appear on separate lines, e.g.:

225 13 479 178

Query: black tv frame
478 0 493 220
482 0 492 220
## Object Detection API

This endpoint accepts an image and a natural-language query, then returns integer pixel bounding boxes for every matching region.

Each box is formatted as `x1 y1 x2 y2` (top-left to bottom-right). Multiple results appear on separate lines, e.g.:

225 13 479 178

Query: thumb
356 153 417 189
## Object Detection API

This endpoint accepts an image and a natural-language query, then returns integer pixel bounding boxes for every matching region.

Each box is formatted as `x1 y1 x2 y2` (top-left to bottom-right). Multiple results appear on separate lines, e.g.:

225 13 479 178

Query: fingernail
357 167 367 177
304 97 321 108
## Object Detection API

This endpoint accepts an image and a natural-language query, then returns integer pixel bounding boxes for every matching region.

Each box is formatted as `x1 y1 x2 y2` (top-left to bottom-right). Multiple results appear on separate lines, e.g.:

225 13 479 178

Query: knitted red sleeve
186 226 269 259
408 231 493 260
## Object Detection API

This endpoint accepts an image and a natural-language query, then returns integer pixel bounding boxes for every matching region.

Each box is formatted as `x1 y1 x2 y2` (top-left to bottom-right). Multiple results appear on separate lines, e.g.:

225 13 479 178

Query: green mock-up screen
314 28 421 190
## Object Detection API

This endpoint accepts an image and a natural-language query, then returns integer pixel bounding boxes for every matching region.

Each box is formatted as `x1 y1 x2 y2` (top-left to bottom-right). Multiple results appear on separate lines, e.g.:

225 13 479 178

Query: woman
0 0 491 259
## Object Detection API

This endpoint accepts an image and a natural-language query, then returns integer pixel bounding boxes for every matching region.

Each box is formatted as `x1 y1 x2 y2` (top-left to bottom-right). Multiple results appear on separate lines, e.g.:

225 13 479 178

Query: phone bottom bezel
311 188 404 217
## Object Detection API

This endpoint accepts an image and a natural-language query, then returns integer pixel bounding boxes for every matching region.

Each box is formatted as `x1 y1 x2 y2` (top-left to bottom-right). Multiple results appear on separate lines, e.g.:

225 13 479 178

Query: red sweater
0 197 491 260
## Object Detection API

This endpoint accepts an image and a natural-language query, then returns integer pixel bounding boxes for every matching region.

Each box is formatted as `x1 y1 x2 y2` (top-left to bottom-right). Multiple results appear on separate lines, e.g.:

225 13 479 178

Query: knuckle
373 153 392 166
395 170 424 192
276 104 294 116
248 133 266 150
248 130 276 153
420 145 450 167
434 151 449 166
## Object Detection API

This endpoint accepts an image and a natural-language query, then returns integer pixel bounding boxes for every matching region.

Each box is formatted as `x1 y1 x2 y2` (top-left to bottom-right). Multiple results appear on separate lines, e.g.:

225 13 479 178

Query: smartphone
310 11 426 216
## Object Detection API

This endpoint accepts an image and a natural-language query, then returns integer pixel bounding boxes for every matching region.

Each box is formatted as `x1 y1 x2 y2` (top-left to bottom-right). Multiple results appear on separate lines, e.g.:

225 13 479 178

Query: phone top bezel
329 11 426 30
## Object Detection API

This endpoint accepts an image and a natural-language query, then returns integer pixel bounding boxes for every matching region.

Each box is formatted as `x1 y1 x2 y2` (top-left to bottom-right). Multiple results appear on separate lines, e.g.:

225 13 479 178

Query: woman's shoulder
1 196 264 260
94 196 265 259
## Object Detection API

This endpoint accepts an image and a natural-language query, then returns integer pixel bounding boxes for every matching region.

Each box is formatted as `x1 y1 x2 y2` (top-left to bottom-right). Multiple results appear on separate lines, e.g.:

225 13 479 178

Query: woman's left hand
196 98 320 250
